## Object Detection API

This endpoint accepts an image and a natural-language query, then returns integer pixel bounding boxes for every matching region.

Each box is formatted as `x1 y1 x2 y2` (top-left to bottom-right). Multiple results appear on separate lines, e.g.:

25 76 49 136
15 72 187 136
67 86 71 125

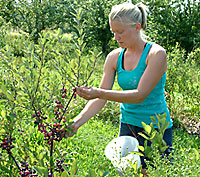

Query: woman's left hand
75 86 99 100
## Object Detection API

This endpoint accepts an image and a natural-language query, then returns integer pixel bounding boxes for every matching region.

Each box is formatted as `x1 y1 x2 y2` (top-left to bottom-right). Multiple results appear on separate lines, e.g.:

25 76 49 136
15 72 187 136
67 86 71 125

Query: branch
53 49 78 80
32 40 48 105
59 91 76 124
81 55 98 86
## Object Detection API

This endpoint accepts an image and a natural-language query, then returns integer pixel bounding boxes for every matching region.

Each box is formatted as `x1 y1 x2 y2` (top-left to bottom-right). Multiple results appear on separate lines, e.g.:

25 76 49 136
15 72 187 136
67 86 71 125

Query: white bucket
105 136 141 176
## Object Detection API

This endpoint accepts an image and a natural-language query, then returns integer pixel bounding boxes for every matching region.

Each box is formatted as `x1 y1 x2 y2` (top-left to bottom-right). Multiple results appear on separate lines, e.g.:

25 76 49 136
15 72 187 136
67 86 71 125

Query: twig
81 56 98 86
8 150 21 171
59 91 76 124
32 40 47 105
50 140 54 176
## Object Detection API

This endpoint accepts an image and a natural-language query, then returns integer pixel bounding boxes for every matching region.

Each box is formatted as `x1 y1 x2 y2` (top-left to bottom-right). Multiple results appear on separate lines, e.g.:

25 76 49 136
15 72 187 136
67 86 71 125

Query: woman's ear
135 23 141 32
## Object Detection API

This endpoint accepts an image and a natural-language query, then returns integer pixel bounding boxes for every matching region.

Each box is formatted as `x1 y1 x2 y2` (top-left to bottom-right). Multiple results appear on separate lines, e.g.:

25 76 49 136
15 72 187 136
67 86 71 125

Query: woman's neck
127 38 147 53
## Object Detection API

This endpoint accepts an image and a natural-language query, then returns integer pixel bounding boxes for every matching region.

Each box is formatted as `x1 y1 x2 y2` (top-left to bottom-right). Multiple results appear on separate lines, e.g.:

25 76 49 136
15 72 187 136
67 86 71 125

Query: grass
63 118 119 176
0 28 199 176
61 115 200 177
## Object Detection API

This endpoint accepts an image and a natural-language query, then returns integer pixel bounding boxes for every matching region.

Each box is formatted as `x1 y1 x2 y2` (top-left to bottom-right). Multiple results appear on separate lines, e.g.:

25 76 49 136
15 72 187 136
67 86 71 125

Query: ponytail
136 2 148 31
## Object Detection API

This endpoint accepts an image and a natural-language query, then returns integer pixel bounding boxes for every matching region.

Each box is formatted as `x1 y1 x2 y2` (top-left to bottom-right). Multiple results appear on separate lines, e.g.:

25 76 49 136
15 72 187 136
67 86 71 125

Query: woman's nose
114 33 120 40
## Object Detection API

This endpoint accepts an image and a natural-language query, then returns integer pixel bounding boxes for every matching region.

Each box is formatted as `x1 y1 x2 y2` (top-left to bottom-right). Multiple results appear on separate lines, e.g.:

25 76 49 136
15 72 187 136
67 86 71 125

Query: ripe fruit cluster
19 161 38 177
0 133 37 177
33 111 47 125
33 87 76 145
54 158 69 174
0 134 15 152
34 113 66 145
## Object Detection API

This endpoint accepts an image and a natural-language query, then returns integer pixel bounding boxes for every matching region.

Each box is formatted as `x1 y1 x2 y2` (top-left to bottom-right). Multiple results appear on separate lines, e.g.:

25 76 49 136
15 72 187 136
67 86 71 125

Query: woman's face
109 19 140 48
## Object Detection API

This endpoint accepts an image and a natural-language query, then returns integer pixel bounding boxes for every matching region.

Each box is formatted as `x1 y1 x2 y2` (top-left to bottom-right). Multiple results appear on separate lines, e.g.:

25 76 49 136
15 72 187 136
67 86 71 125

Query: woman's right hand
62 121 80 138
67 121 79 137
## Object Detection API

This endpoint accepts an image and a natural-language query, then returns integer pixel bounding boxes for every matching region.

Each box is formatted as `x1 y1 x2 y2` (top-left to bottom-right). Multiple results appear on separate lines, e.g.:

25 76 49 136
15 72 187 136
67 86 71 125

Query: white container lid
105 136 141 175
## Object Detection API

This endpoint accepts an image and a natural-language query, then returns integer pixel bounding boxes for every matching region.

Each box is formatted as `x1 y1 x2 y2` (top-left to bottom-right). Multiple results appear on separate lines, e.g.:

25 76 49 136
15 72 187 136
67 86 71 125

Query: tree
143 0 200 56
82 0 117 54
63 0 122 54
0 0 16 25
0 0 70 43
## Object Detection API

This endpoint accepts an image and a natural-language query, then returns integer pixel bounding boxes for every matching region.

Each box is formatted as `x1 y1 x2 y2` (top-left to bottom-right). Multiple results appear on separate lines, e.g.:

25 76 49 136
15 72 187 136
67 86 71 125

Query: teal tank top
117 42 173 128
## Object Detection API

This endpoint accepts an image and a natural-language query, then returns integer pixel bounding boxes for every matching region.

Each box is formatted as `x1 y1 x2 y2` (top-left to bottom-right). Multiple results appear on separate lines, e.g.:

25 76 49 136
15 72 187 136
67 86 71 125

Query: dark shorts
119 122 173 169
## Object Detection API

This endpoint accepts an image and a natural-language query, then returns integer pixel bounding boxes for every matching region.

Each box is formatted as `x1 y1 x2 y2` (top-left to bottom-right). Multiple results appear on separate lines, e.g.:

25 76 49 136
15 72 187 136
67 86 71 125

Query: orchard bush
0 9 102 177
166 44 200 136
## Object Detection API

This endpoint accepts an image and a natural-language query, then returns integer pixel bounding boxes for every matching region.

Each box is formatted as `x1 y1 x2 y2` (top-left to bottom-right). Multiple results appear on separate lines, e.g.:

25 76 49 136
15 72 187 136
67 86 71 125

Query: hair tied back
136 2 148 30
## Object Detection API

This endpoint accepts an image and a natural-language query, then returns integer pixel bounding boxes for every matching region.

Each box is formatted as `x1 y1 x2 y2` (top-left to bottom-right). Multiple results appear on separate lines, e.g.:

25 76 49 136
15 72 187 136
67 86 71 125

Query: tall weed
166 44 200 135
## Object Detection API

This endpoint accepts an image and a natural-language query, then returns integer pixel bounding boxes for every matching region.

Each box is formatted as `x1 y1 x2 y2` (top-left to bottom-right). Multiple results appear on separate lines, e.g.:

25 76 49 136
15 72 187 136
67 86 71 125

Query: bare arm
76 45 167 103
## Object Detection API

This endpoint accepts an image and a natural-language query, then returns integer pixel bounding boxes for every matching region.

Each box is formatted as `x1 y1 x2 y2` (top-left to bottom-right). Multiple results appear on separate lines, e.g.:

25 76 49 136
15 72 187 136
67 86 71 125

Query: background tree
82 0 119 55
143 0 200 57
0 0 70 43
0 0 16 26
0 0 199 56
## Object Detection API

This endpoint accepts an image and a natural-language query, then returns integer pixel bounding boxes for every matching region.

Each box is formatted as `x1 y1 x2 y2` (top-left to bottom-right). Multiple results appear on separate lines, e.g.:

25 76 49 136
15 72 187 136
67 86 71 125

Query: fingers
75 86 95 100
63 123 78 138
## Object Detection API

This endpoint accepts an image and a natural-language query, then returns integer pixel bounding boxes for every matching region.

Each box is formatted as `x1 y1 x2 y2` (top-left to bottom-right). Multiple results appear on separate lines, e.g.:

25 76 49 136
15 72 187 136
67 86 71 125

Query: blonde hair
109 2 148 31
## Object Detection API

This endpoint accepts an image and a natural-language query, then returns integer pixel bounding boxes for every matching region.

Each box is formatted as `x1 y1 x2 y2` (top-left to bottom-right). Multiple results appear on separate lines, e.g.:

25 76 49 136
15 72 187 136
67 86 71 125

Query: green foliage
0 0 16 25
134 114 200 177
166 44 200 134
64 119 119 176
143 0 200 56
53 9 102 87
139 114 169 160
0 8 102 176
1 0 200 56
1 0 70 43
146 129 200 177
189 47 200 66
81 0 121 54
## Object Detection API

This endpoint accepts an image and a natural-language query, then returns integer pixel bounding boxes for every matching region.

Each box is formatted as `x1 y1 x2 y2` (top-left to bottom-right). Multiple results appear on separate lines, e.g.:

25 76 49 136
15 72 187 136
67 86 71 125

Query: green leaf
62 164 69 174
158 134 163 143
1 110 6 118
0 83 7 93
70 159 78 175
61 171 69 177
159 146 168 153
34 166 48 176
88 169 96 177
151 133 159 144
150 116 157 124
0 166 10 173
130 151 144 156
159 117 166 125
50 155 54 167
141 122 152 135
6 92 14 101
102 171 109 177
160 121 170 135
161 113 167 118
39 158 45 167
138 133 149 140
145 146 153 159
156 114 161 122
150 131 156 140
193 148 199 160
137 145 144 152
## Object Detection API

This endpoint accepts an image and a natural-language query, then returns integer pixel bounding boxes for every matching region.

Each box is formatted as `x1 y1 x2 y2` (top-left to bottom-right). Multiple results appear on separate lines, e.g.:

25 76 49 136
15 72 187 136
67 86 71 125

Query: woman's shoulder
105 48 122 70
107 47 122 59
150 43 166 57
146 42 167 65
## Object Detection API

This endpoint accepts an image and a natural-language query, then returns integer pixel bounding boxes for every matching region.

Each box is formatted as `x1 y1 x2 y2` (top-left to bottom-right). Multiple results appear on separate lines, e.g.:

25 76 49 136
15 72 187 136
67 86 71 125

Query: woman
70 2 173 174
